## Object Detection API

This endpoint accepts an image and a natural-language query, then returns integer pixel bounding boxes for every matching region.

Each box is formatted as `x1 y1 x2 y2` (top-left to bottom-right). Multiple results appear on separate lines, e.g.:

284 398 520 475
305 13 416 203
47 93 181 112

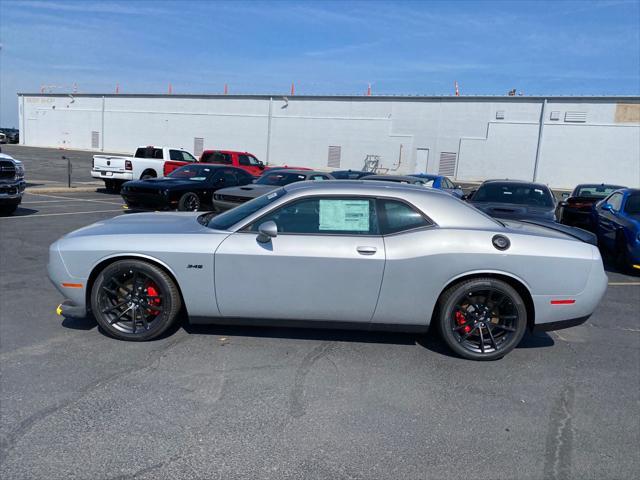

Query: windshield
473 183 554 207
256 172 308 186
625 194 640 215
168 164 217 181
575 185 623 198
206 188 287 230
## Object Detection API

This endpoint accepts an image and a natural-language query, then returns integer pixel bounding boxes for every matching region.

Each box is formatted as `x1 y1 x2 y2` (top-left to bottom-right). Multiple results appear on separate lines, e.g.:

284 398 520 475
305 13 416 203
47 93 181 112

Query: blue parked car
409 174 464 198
592 188 640 272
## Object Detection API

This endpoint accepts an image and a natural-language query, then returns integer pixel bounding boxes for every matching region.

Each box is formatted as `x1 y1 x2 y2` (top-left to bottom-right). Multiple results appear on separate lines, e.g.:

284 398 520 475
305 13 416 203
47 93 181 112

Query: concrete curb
26 186 100 194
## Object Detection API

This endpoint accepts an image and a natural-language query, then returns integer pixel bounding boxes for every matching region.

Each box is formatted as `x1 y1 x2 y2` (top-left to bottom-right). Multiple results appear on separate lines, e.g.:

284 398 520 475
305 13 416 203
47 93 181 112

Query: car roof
361 175 421 182
263 169 328 175
273 181 499 230
480 179 551 189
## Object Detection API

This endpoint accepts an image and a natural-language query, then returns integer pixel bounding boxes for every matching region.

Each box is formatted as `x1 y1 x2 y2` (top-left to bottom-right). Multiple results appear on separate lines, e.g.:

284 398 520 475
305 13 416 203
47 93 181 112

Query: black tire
437 278 527 360
105 180 123 193
178 192 200 211
0 204 17 216
90 260 182 341
140 170 156 180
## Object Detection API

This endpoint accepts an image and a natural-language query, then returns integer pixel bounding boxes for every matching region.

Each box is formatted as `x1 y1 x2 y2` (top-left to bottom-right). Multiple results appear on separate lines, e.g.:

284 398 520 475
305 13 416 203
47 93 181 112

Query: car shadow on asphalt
3 206 39 217
60 314 555 358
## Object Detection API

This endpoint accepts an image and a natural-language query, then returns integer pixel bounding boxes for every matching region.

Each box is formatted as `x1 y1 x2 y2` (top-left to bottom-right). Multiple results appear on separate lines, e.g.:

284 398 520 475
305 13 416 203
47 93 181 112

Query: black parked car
557 183 626 230
121 164 254 211
468 180 557 222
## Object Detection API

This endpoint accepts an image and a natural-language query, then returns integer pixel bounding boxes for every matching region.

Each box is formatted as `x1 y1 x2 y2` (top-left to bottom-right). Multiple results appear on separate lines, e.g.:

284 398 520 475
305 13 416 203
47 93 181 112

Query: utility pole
533 99 547 182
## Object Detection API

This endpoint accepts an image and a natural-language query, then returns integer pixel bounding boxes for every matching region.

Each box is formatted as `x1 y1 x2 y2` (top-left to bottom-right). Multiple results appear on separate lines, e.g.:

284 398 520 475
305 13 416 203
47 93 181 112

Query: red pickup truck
199 150 312 177
200 150 266 177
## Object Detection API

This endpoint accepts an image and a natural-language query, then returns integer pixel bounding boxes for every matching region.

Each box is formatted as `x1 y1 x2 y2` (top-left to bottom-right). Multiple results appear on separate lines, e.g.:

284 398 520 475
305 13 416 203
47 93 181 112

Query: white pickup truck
91 146 198 191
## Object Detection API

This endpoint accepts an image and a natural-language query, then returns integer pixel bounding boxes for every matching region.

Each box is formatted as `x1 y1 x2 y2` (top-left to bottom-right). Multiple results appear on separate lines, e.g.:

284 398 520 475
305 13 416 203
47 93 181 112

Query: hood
216 183 277 198
63 211 210 238
471 202 556 221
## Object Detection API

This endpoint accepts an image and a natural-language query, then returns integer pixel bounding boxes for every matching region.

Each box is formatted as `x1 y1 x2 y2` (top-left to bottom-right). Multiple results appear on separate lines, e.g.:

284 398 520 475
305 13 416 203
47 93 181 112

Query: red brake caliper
455 310 472 334
145 283 161 316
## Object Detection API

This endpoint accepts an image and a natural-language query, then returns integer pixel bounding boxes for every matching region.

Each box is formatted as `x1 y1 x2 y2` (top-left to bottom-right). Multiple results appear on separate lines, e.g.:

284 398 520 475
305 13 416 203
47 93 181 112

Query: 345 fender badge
187 264 203 269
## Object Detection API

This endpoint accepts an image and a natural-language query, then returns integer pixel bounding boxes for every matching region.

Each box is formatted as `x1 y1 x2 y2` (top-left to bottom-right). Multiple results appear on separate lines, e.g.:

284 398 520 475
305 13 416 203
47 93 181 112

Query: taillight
163 163 171 176
125 160 133 171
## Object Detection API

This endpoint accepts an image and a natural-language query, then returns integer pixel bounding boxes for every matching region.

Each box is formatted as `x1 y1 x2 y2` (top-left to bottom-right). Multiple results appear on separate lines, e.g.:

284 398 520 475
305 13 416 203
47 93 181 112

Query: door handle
356 246 377 255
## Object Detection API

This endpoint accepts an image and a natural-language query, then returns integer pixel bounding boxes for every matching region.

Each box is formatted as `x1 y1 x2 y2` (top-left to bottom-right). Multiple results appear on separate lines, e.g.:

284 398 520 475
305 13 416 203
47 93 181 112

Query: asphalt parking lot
0 157 638 479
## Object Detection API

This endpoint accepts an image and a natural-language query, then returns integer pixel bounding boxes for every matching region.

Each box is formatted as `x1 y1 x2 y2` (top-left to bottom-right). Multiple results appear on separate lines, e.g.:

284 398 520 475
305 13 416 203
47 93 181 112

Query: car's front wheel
90 260 182 341
437 278 527 360
178 192 200 211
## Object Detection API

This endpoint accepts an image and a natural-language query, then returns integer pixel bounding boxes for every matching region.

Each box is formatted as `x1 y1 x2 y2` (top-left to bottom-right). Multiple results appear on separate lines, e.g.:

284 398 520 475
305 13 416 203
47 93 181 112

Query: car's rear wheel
178 192 200 211
437 278 527 360
90 260 182 341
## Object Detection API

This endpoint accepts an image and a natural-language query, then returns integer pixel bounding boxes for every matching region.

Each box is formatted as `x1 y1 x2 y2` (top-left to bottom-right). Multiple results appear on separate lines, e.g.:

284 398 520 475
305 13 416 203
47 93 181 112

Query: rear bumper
122 192 169 209
91 169 133 181
532 247 608 329
533 315 590 332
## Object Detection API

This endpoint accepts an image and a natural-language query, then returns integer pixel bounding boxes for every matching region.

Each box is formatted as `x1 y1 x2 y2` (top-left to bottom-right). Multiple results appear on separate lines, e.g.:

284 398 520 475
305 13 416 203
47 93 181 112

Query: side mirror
602 203 614 212
257 220 277 243
561 192 570 200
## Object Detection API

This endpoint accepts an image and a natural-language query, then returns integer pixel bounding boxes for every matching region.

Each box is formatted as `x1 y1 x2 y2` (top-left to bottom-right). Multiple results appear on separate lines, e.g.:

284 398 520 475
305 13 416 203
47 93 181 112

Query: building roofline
16 93 640 102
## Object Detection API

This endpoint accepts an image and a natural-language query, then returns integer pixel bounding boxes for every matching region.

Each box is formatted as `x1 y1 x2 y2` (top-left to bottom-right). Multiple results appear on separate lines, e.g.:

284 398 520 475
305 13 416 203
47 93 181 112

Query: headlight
15 164 25 179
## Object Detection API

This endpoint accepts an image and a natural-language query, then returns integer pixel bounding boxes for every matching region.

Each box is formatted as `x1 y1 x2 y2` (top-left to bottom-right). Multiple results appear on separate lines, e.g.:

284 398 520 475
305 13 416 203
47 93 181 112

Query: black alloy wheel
91 260 182 341
438 278 527 360
178 192 201 211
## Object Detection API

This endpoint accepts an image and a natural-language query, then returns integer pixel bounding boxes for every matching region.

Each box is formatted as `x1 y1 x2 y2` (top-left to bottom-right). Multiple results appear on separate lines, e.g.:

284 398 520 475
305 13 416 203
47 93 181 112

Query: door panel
214 233 385 322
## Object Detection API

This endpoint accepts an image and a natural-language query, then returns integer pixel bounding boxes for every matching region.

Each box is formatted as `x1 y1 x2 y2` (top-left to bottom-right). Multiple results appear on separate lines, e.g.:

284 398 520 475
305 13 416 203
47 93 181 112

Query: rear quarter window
378 199 431 234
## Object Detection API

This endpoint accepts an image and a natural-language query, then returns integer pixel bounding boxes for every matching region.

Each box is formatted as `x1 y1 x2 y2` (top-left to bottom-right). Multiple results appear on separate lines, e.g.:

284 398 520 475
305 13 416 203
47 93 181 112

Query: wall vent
564 111 587 123
194 137 204 157
327 145 341 168
549 111 560 121
91 131 100 149
495 110 505 120
438 152 457 177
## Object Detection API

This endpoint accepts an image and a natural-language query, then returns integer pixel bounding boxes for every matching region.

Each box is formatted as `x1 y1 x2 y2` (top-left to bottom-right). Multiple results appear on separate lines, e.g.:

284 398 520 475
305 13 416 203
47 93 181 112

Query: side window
608 193 623 211
181 151 197 162
310 175 327 181
239 154 260 166
221 169 239 186
169 150 182 161
443 178 454 189
250 197 379 235
379 199 430 234
209 152 232 164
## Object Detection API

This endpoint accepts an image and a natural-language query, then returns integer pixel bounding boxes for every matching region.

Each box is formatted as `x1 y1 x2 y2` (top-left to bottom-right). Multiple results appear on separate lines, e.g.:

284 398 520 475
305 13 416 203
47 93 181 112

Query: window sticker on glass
319 200 369 231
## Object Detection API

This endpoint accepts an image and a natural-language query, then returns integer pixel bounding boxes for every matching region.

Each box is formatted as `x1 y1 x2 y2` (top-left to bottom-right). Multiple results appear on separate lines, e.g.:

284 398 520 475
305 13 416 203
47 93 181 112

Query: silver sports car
48 181 608 360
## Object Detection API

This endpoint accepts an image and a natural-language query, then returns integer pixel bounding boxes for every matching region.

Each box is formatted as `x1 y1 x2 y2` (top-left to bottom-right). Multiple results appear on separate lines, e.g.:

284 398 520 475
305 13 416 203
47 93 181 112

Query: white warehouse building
17 93 640 189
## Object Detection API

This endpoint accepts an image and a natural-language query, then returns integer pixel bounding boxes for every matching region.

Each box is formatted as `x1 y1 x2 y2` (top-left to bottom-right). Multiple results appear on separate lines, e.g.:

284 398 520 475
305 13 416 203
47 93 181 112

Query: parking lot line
0 209 122 219
608 282 640 286
25 192 123 206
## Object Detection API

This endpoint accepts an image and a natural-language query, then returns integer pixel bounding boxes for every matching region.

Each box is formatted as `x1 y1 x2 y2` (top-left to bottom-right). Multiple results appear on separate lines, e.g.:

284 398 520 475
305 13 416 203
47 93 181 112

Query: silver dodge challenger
48 181 608 360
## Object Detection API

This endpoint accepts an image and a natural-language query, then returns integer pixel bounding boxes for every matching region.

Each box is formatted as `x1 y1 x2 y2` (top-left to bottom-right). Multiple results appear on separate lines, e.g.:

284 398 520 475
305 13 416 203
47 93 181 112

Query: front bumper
0 180 26 204
48 241 88 318
212 199 242 212
56 299 87 318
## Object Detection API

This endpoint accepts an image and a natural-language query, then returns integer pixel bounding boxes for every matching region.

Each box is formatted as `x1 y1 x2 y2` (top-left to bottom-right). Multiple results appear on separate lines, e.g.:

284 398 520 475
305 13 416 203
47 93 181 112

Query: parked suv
0 152 26 215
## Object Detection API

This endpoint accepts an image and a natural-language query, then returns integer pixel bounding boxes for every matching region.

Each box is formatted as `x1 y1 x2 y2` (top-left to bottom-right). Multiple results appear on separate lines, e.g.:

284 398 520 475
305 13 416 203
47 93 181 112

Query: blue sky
1 0 639 126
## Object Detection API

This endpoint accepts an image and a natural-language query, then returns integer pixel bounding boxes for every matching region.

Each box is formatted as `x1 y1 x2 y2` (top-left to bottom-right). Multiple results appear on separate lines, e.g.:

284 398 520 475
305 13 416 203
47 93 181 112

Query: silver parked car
48 181 607 360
